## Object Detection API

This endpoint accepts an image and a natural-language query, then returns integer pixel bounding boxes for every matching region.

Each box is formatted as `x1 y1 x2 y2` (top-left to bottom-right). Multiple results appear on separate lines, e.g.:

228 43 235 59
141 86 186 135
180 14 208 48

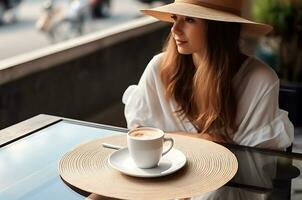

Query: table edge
0 114 61 147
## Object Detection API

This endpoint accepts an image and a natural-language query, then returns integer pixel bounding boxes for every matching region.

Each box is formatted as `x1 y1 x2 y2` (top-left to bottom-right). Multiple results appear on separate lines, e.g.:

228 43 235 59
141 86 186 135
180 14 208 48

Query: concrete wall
0 18 170 129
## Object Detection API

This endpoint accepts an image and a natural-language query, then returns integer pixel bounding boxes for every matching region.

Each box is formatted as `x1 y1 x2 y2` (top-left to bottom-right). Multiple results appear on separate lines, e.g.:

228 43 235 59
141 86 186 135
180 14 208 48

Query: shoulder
147 52 165 71
233 56 280 100
152 52 165 62
143 52 165 78
238 56 279 91
247 57 279 84
139 53 165 84
250 57 279 83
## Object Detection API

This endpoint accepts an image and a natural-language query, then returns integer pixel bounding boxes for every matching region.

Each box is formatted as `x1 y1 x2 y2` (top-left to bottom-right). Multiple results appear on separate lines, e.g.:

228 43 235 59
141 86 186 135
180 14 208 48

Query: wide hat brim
141 2 272 37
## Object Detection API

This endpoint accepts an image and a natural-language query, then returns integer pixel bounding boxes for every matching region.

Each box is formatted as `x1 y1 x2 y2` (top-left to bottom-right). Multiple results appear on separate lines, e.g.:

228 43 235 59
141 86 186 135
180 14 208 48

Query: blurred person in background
89 0 110 18
36 0 89 43
0 0 22 24
137 0 173 9
66 0 89 34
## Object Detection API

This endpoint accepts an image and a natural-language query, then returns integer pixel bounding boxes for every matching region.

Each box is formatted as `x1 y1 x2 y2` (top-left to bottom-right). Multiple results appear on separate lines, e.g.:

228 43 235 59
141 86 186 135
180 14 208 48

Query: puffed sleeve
233 80 294 150
122 55 161 129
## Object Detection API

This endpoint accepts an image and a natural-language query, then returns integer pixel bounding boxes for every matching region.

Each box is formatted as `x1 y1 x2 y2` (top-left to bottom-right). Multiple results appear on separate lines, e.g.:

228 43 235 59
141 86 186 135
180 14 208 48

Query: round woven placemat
59 134 238 200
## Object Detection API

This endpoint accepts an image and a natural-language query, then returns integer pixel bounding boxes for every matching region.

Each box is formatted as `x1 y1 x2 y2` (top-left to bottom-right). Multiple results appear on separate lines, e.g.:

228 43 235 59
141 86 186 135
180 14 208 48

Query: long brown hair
161 20 242 136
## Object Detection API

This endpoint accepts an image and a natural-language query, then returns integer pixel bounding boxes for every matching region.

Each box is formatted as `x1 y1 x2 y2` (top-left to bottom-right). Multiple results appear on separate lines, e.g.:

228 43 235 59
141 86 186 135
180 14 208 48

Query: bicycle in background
36 0 90 43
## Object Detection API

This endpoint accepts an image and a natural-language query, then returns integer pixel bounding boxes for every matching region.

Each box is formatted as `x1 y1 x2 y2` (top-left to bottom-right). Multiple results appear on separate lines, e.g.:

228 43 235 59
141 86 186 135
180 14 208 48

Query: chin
177 48 192 55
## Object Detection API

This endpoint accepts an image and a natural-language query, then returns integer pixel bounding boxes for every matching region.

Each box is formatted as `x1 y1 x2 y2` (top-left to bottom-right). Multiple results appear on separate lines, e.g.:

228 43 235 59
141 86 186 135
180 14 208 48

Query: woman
122 0 294 150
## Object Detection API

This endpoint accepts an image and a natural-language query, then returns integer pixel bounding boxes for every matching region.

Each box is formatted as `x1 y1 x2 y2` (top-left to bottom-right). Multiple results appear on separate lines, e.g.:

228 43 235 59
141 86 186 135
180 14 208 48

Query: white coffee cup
127 127 174 169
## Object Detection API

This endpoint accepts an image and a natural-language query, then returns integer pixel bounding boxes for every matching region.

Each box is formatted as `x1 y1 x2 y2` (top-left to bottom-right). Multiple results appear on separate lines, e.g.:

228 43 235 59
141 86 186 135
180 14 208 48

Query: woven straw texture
59 134 238 200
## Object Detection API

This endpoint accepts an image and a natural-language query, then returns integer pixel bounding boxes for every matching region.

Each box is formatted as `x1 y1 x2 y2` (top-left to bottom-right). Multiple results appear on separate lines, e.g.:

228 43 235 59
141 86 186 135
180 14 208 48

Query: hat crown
175 0 242 15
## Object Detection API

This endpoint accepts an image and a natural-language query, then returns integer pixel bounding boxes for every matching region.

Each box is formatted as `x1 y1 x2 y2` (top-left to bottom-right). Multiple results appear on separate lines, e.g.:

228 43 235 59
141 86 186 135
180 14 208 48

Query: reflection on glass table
192 149 300 200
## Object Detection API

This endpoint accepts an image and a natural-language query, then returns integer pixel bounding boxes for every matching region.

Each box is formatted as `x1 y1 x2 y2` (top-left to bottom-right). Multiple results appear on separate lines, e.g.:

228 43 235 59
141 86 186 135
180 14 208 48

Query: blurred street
0 0 148 60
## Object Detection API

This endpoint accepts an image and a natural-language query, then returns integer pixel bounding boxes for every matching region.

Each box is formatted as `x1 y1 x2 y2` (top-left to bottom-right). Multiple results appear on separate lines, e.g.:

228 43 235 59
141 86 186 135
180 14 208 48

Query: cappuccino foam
129 130 162 140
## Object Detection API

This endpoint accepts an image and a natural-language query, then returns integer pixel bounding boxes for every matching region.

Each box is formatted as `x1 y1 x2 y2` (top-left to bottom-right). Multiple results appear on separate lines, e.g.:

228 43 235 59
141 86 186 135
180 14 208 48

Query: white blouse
122 53 294 150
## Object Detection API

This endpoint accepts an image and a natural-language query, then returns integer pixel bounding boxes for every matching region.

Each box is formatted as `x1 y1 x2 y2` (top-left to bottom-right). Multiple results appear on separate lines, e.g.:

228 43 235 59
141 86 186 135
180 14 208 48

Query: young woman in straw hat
122 0 294 150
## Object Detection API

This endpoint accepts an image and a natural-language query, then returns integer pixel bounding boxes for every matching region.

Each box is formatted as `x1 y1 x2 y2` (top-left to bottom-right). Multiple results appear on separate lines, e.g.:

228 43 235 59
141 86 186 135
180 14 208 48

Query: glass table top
0 119 301 200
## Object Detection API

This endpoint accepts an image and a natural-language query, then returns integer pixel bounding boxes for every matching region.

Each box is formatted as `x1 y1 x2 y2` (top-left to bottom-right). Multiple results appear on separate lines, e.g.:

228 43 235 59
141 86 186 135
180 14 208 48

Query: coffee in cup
127 127 174 169
128 130 162 139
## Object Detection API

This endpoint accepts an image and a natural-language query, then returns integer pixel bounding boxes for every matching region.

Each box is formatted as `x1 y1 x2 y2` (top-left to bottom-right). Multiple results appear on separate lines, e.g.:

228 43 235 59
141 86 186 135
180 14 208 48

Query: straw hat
141 0 272 37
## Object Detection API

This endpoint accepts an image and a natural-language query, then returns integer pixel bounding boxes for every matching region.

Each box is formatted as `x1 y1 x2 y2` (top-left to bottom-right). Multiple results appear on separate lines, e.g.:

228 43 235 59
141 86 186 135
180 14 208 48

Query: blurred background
0 0 173 129
251 0 302 138
0 0 173 60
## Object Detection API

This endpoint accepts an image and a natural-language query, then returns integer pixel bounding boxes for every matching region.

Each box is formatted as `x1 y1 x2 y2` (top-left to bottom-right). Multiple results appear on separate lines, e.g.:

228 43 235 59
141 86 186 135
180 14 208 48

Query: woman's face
171 15 206 55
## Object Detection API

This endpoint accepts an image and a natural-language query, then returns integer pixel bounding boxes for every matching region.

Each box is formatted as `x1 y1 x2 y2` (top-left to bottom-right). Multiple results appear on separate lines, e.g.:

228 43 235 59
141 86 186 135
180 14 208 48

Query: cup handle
162 137 174 156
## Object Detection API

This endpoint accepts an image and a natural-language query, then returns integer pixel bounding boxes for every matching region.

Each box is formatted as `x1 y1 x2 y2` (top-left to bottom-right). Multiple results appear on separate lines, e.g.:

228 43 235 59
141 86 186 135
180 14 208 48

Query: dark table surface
0 114 302 200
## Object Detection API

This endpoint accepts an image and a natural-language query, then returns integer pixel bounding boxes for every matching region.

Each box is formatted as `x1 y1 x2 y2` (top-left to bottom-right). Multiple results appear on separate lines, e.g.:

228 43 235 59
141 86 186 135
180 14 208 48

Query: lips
175 39 188 45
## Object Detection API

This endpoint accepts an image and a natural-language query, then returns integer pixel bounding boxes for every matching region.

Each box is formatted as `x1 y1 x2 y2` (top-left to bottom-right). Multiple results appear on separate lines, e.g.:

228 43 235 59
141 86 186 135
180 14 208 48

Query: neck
192 52 207 68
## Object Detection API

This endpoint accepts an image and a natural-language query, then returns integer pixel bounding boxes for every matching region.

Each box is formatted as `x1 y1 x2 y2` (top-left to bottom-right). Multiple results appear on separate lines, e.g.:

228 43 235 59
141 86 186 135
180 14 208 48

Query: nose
171 20 183 35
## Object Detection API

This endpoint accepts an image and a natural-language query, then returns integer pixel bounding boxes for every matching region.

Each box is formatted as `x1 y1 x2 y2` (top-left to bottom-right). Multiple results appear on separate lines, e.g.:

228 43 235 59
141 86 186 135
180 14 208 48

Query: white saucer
108 148 187 178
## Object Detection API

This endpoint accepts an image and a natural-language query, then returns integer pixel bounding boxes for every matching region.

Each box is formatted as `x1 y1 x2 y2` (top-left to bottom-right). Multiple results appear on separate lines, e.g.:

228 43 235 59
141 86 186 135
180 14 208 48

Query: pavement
0 0 149 60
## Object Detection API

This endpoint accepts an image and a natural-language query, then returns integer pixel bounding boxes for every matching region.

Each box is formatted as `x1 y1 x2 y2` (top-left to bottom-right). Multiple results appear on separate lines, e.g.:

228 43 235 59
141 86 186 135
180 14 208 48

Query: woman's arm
168 132 233 143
